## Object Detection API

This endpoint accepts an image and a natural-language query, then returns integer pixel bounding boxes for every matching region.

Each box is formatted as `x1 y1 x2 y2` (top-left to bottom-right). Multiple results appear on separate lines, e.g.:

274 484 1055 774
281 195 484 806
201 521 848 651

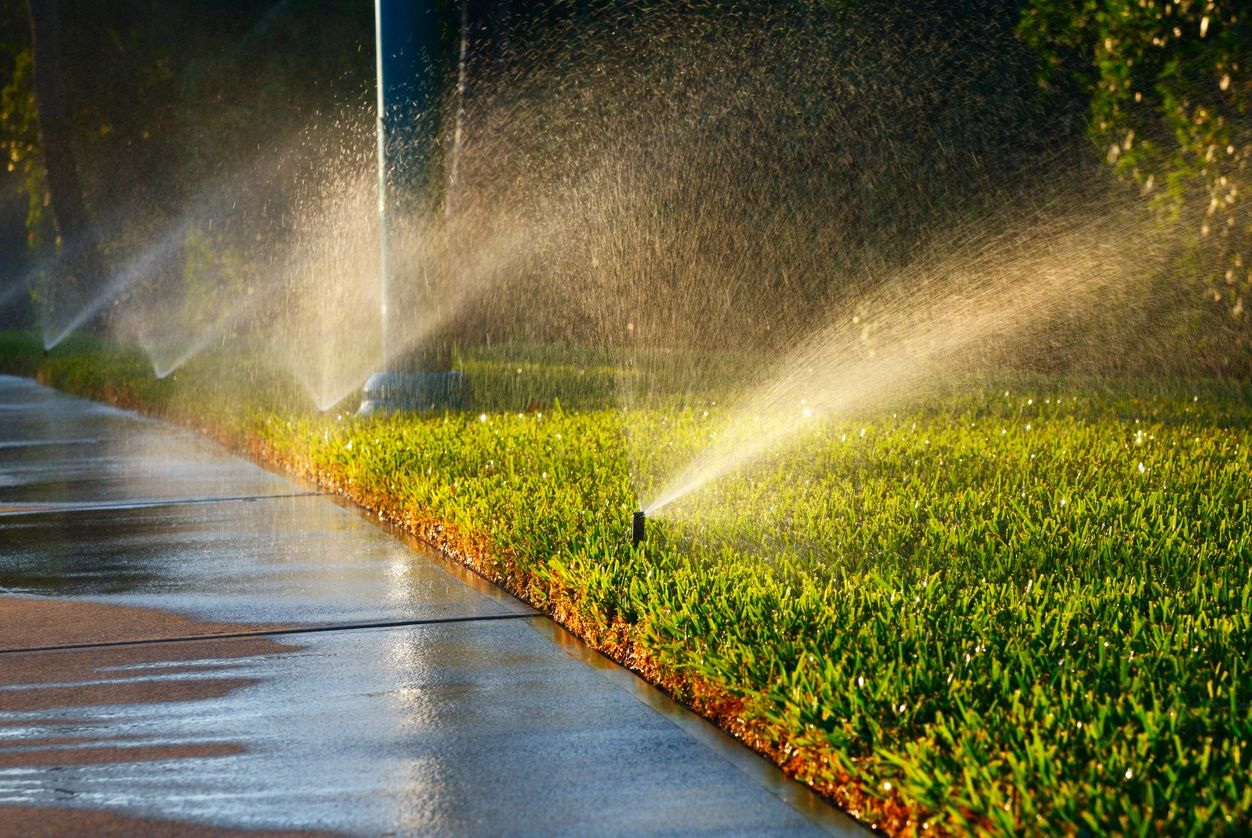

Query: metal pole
374 0 441 370
362 1 472 414
374 1 390 367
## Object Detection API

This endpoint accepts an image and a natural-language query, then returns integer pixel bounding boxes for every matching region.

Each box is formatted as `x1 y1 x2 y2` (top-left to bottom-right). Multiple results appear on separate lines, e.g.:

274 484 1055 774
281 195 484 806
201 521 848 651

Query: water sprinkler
632 510 646 547
359 370 471 415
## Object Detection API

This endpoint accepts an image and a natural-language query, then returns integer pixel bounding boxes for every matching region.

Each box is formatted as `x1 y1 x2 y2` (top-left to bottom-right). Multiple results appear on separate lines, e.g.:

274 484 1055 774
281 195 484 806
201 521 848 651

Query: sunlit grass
3 329 1250 833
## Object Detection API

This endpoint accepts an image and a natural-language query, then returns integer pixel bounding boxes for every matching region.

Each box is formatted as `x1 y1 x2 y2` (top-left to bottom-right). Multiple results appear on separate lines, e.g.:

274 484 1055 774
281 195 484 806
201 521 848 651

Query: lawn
3 329 1250 835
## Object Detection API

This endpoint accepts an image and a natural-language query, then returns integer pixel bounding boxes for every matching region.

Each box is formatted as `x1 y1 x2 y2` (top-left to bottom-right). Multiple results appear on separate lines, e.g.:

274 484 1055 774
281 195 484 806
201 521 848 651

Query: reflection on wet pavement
0 621 833 835
0 495 527 626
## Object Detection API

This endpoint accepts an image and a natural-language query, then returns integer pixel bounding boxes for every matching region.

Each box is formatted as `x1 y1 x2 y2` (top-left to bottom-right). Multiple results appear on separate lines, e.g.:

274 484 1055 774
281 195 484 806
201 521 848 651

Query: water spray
632 510 646 547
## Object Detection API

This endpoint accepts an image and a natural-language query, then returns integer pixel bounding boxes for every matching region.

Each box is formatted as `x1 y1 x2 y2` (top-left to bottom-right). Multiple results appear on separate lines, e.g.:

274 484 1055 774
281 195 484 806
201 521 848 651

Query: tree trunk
0 173 34 329
27 0 106 327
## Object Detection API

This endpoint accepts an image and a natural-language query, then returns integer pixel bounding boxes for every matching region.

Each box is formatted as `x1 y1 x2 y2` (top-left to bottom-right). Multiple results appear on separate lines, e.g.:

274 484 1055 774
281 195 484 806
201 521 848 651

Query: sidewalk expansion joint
0 612 540 655
0 491 327 517
0 438 101 449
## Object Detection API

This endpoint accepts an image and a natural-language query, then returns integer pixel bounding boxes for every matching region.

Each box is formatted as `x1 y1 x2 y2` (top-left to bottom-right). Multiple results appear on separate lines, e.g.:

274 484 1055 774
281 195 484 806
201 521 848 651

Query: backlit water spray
643 195 1171 515
41 221 189 351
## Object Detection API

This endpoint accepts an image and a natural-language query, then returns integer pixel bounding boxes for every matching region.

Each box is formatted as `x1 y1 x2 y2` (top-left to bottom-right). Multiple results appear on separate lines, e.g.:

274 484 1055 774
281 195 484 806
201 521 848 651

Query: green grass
4 329 1251 834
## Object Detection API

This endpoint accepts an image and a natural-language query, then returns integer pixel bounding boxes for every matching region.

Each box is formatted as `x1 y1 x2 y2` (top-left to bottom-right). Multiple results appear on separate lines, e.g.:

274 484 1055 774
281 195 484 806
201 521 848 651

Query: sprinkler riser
632 510 646 547
357 371 473 415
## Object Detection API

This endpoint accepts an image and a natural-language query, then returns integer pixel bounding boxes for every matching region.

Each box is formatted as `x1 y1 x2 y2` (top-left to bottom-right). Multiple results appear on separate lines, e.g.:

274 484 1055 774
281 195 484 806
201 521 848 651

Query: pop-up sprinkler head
632 510 646 547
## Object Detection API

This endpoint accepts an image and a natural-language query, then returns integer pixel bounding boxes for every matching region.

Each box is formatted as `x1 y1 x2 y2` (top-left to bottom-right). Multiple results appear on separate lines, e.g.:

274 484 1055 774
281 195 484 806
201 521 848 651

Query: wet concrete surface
0 397 293 508
0 495 525 627
0 376 862 835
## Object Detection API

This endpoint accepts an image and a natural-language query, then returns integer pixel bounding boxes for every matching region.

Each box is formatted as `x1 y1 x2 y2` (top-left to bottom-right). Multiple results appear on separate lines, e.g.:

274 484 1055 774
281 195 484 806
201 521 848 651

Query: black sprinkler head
632 510 646 547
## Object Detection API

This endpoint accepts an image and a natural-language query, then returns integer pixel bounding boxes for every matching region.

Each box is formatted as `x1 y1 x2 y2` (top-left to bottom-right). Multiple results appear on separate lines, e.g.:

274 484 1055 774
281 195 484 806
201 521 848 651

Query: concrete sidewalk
0 376 861 836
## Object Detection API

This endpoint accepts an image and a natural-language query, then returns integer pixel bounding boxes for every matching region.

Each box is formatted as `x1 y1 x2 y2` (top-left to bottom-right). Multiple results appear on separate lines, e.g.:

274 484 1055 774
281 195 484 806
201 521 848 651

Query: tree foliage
1020 0 1251 317
0 1 50 249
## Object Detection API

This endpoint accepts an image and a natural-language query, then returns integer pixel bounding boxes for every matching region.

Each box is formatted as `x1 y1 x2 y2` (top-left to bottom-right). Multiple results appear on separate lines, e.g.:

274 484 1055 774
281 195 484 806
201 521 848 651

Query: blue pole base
357 371 473 415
